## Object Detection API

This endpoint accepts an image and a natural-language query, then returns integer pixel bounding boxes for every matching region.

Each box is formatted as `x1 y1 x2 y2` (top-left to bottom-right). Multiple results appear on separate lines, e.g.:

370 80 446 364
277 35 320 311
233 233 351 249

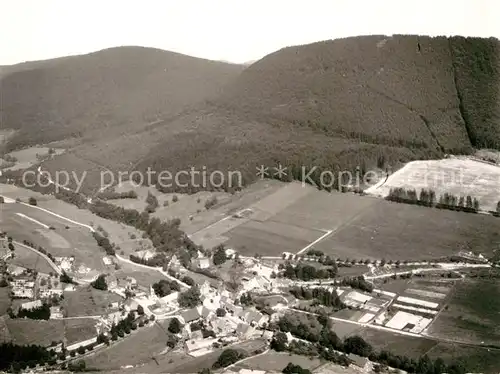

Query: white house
184 338 217 355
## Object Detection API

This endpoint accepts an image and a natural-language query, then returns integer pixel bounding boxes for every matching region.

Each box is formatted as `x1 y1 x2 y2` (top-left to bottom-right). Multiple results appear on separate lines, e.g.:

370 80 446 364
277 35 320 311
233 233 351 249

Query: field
225 220 324 256
1 182 156 261
0 202 106 272
64 318 97 345
6 241 55 274
83 323 172 370
4 317 65 346
0 288 11 316
111 181 232 233
62 287 123 317
150 338 267 374
351 328 438 359
314 199 500 261
426 342 500 374
426 279 500 345
236 351 323 372
366 158 500 212
115 261 172 288
186 178 500 261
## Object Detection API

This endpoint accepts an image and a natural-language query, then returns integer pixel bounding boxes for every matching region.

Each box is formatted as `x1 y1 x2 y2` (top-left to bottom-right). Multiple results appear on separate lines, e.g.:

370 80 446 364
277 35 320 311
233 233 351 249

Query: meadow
351 328 438 359
4 317 65 346
62 287 122 317
0 202 106 272
315 199 500 261
426 279 500 345
83 323 171 370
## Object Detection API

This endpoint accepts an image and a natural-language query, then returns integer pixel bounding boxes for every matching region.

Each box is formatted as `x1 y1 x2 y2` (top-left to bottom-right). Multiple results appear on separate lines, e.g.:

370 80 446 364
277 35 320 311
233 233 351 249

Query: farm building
194 257 211 269
181 307 202 324
184 337 217 356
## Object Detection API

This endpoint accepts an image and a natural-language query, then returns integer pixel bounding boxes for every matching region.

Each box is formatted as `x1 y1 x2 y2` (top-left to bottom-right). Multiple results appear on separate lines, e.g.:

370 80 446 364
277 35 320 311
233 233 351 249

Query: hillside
3 36 500 193
1 47 245 150
131 35 500 192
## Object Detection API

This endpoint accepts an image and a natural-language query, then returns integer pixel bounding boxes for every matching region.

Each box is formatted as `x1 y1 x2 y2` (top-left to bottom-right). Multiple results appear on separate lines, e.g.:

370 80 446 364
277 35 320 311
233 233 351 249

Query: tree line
8 303 51 320
387 187 480 213
289 286 345 310
0 343 57 372
282 262 338 281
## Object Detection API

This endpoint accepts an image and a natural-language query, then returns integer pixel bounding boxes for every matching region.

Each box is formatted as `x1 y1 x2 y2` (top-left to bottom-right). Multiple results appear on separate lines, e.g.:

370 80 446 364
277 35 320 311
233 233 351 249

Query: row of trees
92 232 116 256
387 187 481 213
282 262 338 281
289 287 345 309
0 343 57 372
97 190 137 200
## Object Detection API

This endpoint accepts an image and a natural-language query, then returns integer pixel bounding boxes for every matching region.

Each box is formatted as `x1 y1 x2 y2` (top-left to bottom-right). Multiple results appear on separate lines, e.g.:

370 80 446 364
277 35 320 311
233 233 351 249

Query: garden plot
384 311 433 333
366 158 500 212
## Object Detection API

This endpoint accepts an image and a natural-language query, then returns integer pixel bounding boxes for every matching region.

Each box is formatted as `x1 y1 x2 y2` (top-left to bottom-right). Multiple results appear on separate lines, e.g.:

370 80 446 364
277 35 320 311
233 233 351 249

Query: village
3 224 494 374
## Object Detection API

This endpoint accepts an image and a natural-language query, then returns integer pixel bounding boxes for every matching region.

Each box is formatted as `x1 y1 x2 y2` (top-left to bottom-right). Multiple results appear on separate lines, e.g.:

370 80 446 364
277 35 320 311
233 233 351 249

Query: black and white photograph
0 1 499 373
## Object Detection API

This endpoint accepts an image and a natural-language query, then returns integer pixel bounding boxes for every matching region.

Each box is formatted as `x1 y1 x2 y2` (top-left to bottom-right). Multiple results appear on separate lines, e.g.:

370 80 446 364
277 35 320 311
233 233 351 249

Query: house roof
246 310 264 324
347 353 368 367
181 308 201 323
201 306 211 319
185 338 216 352
190 330 203 340
235 322 251 335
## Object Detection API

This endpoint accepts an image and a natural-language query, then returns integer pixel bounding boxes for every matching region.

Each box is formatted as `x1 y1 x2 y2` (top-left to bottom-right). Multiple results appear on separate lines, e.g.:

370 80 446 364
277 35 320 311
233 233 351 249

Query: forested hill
2 36 499 193
216 35 500 153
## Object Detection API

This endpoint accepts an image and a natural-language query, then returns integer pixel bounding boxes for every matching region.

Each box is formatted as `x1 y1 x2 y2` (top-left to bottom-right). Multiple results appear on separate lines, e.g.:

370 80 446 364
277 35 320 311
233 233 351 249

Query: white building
184 338 217 356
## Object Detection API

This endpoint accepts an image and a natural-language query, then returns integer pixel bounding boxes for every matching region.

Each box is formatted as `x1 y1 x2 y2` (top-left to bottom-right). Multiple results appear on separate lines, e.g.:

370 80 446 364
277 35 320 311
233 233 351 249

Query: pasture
225 220 324 256
111 180 233 233
83 323 173 370
64 318 97 345
426 342 500 374
351 328 438 359
62 287 123 317
236 351 324 372
0 202 106 272
365 158 500 213
4 317 65 346
0 288 11 316
426 279 500 345
315 199 500 261
40 197 155 258
189 178 500 261
7 242 54 274
115 261 172 288
0 316 11 343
